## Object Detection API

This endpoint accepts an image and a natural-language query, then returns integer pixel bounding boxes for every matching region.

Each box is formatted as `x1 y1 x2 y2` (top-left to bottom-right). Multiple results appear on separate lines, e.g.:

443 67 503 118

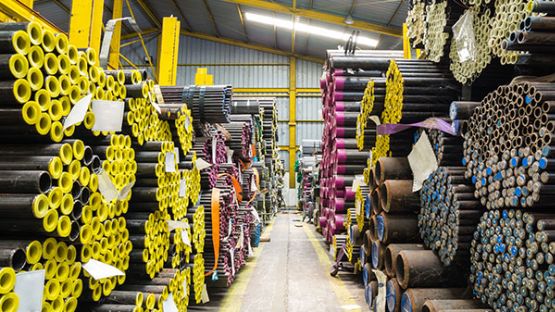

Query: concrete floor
190 212 366 312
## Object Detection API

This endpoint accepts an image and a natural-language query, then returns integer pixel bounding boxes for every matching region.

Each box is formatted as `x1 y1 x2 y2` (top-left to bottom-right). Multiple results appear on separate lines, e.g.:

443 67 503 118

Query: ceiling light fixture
245 12 378 48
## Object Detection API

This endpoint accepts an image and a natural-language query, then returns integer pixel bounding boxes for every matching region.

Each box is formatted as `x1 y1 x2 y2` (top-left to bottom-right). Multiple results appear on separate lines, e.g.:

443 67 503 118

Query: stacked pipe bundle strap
470 209 555 311
123 74 172 145
419 167 482 266
462 82 555 209
0 22 129 143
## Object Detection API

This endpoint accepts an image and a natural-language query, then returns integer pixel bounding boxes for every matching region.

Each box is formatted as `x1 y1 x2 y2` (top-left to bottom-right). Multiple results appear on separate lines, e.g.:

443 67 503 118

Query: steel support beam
108 0 123 69
223 0 402 37
69 0 104 52
157 17 180 86
288 56 297 188
0 0 62 33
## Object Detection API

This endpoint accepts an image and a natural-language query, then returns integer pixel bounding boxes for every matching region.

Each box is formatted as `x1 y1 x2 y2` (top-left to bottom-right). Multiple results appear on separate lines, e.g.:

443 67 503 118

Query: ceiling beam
133 0 161 28
236 4 249 42
169 0 193 31
223 0 402 38
202 0 221 37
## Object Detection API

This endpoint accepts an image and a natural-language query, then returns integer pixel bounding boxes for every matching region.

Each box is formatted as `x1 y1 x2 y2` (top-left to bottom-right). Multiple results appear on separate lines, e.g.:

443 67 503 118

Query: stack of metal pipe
504 1 555 71
470 209 555 310
462 82 555 209
0 22 131 143
406 0 426 49
222 120 253 163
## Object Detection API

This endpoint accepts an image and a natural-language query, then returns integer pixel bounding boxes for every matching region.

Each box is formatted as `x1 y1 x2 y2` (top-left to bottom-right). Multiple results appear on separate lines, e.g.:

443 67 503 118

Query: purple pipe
334 198 354 213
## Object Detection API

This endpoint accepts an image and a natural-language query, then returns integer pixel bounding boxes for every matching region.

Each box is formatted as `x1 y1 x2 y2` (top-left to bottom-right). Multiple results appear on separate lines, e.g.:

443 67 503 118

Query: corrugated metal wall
121 34 324 163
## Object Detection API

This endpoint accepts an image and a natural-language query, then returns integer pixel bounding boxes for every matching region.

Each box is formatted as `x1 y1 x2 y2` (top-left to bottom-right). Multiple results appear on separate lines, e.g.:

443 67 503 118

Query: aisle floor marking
219 220 275 312
302 224 362 312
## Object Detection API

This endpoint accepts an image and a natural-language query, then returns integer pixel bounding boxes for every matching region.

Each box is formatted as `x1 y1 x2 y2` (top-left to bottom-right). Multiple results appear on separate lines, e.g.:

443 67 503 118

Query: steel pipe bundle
407 0 426 49
419 167 482 266
356 79 383 150
421 0 464 63
205 130 227 165
449 101 481 136
462 82 555 209
0 22 133 143
171 103 194 155
177 85 232 124
470 209 555 311
222 121 253 162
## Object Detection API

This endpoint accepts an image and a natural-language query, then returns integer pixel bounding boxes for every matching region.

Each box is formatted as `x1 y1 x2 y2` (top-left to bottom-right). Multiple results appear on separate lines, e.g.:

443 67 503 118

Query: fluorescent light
244 12 379 48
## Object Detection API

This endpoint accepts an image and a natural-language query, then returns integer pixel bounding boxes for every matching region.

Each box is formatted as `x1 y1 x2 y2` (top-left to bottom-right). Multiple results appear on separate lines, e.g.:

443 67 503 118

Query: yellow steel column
108 0 123 69
157 17 181 86
69 0 104 52
288 56 297 188
402 23 411 59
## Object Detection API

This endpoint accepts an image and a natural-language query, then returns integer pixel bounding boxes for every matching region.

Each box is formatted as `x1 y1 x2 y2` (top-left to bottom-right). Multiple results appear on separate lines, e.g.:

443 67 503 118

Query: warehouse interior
0 0 553 311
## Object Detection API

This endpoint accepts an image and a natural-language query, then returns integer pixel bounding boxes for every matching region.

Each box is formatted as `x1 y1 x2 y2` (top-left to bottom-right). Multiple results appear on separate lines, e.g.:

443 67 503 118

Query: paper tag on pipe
369 115 381 126
15 270 45 311
179 179 187 198
251 178 258 192
97 170 118 202
153 85 165 104
83 259 125 280
212 138 217 164
63 93 92 129
174 147 180 164
92 100 125 131
167 220 190 232
251 207 261 224
181 229 191 246
151 102 162 114
248 241 254 257
373 269 387 311
162 293 179 312
237 225 244 250
201 284 210 303
165 152 176 173
229 248 236 276
118 180 135 201
184 115 191 130
226 148 234 164
408 131 438 192
196 158 211 170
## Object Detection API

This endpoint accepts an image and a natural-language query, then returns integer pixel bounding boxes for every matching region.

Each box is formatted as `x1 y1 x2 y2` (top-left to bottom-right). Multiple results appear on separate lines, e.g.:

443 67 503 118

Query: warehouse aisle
220 212 365 312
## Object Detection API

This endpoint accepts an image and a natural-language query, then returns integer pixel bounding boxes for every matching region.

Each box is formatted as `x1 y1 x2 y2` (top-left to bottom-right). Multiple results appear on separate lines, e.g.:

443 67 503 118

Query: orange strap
218 173 243 202
205 188 221 277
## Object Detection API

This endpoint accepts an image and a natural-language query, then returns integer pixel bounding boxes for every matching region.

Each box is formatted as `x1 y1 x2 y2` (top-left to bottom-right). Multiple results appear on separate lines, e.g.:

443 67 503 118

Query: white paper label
181 229 191 246
408 131 438 192
196 158 211 170
184 116 191 129
251 178 258 192
153 85 165 104
238 162 243 184
212 138 217 163
83 259 125 280
179 179 187 198
165 152 176 173
63 93 92 129
162 293 179 312
369 115 381 126
329 245 335 258
373 269 387 311
226 148 234 164
201 284 210 303
151 102 162 114
97 170 117 202
118 180 135 200
248 241 254 257
167 220 190 232
251 207 261 224
174 147 180 164
92 100 125 132
237 225 244 250
229 248 236 276
15 270 45 311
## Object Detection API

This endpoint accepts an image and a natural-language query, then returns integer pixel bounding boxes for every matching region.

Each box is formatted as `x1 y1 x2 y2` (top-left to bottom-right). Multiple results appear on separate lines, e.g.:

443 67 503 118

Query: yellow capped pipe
34 88 50 110
8 54 29 79
50 297 63 312
56 262 70 281
69 85 80 104
72 279 83 298
42 209 59 233
35 113 51 136
48 186 63 209
58 172 73 193
68 65 79 84
58 55 71 75
60 278 73 298
48 99 63 121
60 96 71 116
26 21 42 46
59 144 73 162
45 75 61 98
64 297 78 312
0 292 18 312
27 45 44 68
31 193 49 218
68 159 81 180
49 121 64 143
48 156 63 179
67 245 77 263
55 33 69 55
41 29 56 53
43 53 58 76
57 215 72 237
0 268 16 294
60 193 74 215
77 55 88 76
21 100 41 125
30 263 43 271
42 238 57 260
24 240 42 265
44 259 57 279
11 78 31 104
64 124 75 137
80 243 92 263
58 75 71 97
79 167 90 186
